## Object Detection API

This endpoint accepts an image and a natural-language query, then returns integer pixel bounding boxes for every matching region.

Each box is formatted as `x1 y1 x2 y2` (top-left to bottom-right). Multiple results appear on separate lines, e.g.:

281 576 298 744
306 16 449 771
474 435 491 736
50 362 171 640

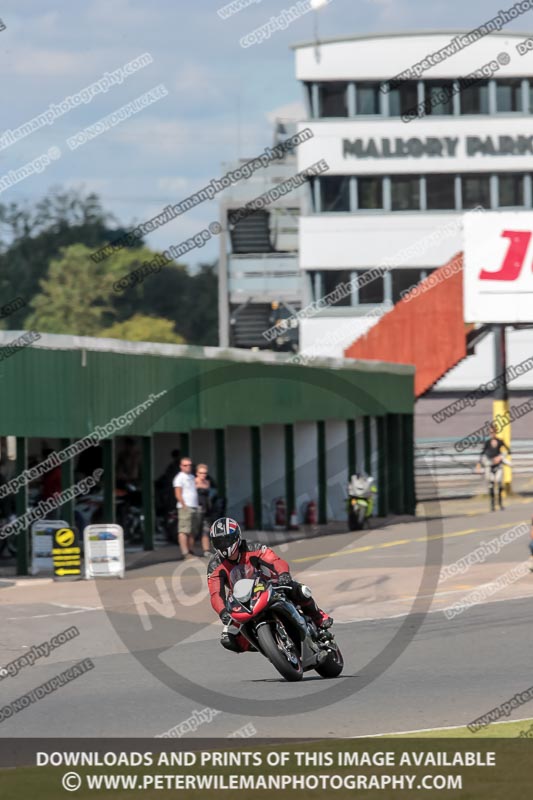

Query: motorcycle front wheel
315 644 344 678
256 622 303 682
348 507 363 531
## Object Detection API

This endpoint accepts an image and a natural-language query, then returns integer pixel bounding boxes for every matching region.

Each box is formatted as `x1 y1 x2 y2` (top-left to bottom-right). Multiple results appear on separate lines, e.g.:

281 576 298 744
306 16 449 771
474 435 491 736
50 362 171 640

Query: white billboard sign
84 524 125 579
464 211 533 323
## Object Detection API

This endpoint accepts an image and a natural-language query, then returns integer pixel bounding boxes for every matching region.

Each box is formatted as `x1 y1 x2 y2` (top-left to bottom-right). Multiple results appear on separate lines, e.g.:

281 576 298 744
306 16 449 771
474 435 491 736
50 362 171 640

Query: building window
459 79 489 114
498 173 525 206
496 79 522 112
356 270 385 304
390 175 420 210
392 269 427 304
321 270 352 306
423 81 454 116
426 174 456 210
388 81 418 117
357 177 383 209
462 174 491 209
308 177 318 212
304 82 314 116
317 82 349 117
319 176 351 212
356 82 380 114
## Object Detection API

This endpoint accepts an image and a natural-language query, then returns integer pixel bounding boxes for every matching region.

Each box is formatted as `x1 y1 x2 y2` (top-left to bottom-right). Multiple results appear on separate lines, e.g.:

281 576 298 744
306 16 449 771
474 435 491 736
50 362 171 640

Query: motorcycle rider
475 423 511 511
207 517 333 653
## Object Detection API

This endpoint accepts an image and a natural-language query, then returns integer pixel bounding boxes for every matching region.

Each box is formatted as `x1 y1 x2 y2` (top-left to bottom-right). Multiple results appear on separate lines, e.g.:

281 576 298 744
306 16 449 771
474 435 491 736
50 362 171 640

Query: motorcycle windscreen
229 563 256 584
232 578 255 603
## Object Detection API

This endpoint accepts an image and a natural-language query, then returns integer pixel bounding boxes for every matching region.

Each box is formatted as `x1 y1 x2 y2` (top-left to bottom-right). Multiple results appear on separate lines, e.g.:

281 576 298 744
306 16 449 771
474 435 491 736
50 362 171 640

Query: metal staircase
230 210 273 254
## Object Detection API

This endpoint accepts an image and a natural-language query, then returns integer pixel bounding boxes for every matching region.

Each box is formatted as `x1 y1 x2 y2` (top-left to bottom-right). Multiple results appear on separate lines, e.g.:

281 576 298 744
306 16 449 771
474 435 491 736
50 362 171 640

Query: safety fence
415 439 533 501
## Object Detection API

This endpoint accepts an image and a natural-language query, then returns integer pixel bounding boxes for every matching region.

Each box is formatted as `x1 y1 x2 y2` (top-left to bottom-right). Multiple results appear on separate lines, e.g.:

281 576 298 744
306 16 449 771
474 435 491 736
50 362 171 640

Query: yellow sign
55 528 75 548
52 528 81 579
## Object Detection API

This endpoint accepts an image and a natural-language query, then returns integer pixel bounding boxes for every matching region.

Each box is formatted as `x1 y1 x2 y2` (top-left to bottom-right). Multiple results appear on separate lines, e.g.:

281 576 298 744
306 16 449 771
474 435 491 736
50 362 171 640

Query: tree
25 244 115 336
99 314 185 344
0 188 144 328
1 187 219 345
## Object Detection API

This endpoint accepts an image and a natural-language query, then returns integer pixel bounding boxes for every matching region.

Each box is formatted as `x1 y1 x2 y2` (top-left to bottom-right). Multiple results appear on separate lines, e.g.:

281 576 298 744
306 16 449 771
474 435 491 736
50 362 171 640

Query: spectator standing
195 463 213 558
173 457 201 559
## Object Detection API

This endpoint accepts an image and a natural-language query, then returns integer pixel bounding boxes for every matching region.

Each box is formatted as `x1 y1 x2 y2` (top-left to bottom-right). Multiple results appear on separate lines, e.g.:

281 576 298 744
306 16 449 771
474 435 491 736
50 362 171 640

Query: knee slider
221 632 240 652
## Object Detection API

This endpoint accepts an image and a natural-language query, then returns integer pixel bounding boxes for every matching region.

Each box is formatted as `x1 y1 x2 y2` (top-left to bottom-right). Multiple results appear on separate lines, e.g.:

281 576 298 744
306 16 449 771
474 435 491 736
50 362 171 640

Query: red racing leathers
207 540 289 617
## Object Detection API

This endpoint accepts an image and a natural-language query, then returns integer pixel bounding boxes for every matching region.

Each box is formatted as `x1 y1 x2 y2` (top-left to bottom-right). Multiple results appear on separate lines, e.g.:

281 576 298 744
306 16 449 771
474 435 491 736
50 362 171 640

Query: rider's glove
219 610 232 626
278 572 293 586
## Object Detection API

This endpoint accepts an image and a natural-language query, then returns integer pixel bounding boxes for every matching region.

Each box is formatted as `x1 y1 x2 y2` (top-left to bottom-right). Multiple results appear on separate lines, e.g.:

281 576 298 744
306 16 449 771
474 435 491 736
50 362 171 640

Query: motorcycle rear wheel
256 623 303 682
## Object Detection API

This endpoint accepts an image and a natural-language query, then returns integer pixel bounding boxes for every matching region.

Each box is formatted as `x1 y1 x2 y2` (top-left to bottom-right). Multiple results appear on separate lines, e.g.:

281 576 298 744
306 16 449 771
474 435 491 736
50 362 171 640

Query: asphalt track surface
0 495 532 738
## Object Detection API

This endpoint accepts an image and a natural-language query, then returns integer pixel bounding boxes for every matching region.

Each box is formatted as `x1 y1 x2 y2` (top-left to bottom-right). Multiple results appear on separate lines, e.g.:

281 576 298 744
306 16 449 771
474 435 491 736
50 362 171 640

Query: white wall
325 420 348 521
299 214 462 270
225 427 252 525
295 33 533 82
299 315 381 358
294 422 318 523
260 424 286 527
297 118 533 176
436 328 533 390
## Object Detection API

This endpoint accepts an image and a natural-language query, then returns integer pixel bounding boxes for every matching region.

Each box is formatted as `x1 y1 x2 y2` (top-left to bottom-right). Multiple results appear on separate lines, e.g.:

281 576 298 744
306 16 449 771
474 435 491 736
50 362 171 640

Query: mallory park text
343 135 533 159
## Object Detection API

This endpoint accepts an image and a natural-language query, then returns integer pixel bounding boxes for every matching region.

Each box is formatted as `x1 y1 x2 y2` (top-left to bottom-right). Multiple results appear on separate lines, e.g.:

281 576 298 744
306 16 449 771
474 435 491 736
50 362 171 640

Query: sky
2 0 533 267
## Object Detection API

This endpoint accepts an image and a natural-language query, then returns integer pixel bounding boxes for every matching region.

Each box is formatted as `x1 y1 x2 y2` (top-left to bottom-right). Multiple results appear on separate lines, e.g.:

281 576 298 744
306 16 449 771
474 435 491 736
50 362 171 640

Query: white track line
352 716 533 738
334 590 533 623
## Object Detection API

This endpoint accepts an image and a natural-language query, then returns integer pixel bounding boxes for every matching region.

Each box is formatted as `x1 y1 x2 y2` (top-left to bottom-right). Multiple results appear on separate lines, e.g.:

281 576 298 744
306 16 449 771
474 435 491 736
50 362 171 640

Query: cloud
266 101 306 124
157 176 191 193
173 63 221 104
4 47 89 77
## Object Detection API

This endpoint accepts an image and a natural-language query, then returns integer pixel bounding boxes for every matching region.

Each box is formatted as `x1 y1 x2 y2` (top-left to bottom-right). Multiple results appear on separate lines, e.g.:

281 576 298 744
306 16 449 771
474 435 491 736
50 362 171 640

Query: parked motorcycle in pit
347 473 376 531
225 558 343 682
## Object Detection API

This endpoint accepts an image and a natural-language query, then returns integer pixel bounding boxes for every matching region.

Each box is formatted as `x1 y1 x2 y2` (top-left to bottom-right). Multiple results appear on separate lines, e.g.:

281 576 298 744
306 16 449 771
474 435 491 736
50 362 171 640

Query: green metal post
317 421 327 524
363 416 372 475
15 437 29 576
142 436 154 551
402 414 416 514
347 420 356 478
284 424 295 526
215 429 226 500
377 416 388 517
387 414 403 514
60 438 74 526
102 439 115 523
251 427 262 530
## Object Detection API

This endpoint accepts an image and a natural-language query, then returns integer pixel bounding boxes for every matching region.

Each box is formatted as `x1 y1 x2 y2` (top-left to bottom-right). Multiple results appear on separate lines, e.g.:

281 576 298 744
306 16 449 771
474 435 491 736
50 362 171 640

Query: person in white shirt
173 457 200 559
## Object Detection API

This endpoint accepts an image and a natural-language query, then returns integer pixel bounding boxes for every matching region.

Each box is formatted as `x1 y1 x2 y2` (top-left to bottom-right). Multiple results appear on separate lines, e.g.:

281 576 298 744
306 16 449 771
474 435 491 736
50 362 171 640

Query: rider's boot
220 630 252 653
300 596 333 629
489 486 495 512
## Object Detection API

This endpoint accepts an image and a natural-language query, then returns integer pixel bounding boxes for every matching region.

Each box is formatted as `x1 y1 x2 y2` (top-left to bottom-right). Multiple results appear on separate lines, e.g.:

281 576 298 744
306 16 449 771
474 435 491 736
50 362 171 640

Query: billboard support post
493 324 512 494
